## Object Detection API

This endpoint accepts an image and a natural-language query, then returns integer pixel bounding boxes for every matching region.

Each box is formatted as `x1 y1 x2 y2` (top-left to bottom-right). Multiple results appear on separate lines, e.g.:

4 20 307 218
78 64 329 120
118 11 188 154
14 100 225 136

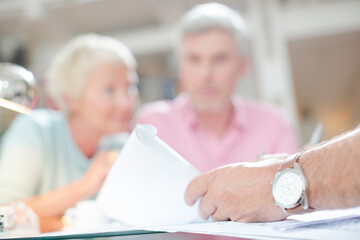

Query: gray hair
45 33 137 115
174 2 250 59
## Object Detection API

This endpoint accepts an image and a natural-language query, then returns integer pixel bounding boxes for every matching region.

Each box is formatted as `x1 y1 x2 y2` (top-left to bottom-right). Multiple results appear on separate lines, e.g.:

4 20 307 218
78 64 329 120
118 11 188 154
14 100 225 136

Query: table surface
3 231 247 240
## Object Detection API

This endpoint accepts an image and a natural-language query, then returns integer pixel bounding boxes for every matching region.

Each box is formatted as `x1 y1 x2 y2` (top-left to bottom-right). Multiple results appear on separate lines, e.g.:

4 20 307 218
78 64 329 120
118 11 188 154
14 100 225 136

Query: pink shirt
136 94 299 173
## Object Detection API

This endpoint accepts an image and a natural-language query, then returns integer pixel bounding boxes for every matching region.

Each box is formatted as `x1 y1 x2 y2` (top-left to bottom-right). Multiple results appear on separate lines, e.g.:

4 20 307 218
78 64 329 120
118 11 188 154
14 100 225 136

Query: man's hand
185 158 289 222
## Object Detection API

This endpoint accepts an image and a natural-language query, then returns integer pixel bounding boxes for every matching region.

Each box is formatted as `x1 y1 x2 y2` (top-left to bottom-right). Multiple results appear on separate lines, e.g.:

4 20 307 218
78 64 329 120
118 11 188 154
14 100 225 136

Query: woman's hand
80 150 118 198
23 150 118 232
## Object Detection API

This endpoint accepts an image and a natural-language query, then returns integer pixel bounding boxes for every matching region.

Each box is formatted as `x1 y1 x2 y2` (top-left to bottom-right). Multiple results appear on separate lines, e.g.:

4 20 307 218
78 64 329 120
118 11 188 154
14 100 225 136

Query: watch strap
273 153 310 214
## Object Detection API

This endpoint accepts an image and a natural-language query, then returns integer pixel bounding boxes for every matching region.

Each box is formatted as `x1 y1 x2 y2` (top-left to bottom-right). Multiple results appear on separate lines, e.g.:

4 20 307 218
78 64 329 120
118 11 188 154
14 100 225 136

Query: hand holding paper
96 124 204 227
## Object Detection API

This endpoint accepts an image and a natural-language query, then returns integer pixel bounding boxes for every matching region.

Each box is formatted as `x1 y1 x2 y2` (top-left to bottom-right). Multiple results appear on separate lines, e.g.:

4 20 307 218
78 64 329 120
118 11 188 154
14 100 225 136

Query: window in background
289 31 360 141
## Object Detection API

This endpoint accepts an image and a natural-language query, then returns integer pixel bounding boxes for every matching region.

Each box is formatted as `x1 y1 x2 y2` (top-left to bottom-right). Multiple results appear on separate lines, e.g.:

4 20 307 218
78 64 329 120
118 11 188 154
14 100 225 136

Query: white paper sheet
96 124 203 227
142 207 360 239
34 212 360 240
269 206 360 231
36 204 360 239
144 220 360 240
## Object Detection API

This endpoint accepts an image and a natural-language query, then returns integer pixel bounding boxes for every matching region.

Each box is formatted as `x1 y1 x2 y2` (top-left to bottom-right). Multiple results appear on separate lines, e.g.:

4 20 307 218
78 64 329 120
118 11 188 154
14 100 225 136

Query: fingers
185 173 210 206
105 150 118 168
212 209 230 222
94 150 118 169
198 194 216 220
107 150 118 162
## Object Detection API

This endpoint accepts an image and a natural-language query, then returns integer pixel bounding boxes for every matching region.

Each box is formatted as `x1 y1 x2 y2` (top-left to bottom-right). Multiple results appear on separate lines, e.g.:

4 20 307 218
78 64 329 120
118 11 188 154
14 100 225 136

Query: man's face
179 28 246 113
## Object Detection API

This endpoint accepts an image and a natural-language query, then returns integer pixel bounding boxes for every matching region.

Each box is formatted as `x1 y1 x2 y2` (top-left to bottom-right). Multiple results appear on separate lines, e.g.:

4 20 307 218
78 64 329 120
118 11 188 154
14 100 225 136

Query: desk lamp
0 62 37 135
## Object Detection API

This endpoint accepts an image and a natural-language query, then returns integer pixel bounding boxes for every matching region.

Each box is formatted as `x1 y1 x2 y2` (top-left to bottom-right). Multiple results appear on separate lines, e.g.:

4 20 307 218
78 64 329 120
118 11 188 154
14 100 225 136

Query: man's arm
184 126 360 222
301 126 360 210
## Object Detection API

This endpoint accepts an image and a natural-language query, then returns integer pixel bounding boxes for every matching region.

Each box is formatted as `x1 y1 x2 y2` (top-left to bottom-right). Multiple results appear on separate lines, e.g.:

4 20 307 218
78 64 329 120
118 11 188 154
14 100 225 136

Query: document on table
96 124 204 227
144 207 360 240
269 206 360 231
35 207 360 240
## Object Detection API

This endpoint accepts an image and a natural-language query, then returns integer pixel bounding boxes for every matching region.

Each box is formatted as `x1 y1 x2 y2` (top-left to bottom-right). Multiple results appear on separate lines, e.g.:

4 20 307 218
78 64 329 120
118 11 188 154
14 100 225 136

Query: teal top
0 109 91 203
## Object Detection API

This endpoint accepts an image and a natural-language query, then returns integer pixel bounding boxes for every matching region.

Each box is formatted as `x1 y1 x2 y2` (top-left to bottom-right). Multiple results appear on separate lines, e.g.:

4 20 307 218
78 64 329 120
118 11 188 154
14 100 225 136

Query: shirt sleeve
0 114 44 203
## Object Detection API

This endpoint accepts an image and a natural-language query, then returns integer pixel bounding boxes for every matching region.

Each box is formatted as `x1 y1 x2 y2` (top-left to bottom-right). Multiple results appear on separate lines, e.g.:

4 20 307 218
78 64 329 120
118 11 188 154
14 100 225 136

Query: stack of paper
270 206 360 231
96 124 203 227
143 207 360 239
143 219 360 240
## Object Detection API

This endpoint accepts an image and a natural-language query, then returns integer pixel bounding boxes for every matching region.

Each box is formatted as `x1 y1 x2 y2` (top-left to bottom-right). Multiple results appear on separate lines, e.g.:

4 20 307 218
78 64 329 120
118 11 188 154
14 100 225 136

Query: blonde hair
46 33 137 115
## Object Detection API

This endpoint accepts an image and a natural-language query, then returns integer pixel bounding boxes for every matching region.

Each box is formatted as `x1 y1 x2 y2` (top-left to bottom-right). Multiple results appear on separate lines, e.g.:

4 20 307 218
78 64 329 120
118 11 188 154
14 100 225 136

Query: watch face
272 169 303 208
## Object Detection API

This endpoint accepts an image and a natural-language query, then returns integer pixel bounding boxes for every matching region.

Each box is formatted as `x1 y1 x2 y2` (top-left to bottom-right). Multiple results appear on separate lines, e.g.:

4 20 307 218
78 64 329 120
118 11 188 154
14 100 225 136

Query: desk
3 214 360 240
4 231 245 240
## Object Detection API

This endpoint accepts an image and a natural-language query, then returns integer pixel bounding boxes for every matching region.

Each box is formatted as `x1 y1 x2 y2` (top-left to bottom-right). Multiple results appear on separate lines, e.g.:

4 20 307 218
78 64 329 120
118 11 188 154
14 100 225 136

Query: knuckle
233 215 253 223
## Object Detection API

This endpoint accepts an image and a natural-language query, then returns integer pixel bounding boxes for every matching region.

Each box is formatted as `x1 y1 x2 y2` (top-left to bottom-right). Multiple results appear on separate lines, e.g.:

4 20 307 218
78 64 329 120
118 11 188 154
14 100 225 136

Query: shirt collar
176 93 249 131
175 93 198 128
230 96 249 131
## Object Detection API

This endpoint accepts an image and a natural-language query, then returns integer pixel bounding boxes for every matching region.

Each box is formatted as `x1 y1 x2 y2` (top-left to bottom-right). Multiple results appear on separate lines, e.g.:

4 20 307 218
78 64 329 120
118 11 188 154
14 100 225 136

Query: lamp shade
0 63 38 135
0 62 37 108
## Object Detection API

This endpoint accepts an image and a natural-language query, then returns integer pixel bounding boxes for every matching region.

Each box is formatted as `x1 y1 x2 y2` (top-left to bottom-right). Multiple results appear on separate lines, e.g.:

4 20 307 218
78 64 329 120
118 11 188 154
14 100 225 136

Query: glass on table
0 201 40 238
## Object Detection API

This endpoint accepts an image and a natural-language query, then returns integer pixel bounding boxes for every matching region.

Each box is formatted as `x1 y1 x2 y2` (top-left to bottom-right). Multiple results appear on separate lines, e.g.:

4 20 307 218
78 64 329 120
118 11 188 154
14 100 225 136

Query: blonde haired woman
0 34 138 232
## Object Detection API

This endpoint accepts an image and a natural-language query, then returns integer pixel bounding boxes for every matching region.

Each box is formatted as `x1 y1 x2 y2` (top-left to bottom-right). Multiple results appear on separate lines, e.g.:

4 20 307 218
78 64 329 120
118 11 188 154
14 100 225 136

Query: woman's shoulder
7 108 65 135
18 108 63 123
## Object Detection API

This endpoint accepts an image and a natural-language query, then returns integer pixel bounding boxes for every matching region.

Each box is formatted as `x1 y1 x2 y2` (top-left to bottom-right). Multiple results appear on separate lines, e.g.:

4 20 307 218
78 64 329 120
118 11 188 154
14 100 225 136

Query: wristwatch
272 153 309 214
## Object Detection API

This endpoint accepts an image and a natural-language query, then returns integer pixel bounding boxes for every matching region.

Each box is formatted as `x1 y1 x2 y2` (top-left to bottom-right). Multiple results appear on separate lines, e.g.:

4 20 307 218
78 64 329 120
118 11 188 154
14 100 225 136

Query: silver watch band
293 161 309 210
275 153 309 215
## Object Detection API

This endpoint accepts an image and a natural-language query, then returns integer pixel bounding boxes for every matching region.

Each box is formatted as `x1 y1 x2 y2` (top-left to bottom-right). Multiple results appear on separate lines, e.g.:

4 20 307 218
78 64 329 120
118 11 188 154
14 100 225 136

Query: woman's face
72 61 138 134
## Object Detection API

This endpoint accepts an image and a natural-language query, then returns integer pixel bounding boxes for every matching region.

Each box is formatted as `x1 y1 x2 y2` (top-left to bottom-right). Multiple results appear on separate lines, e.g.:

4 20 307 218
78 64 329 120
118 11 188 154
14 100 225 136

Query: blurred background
0 0 359 144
